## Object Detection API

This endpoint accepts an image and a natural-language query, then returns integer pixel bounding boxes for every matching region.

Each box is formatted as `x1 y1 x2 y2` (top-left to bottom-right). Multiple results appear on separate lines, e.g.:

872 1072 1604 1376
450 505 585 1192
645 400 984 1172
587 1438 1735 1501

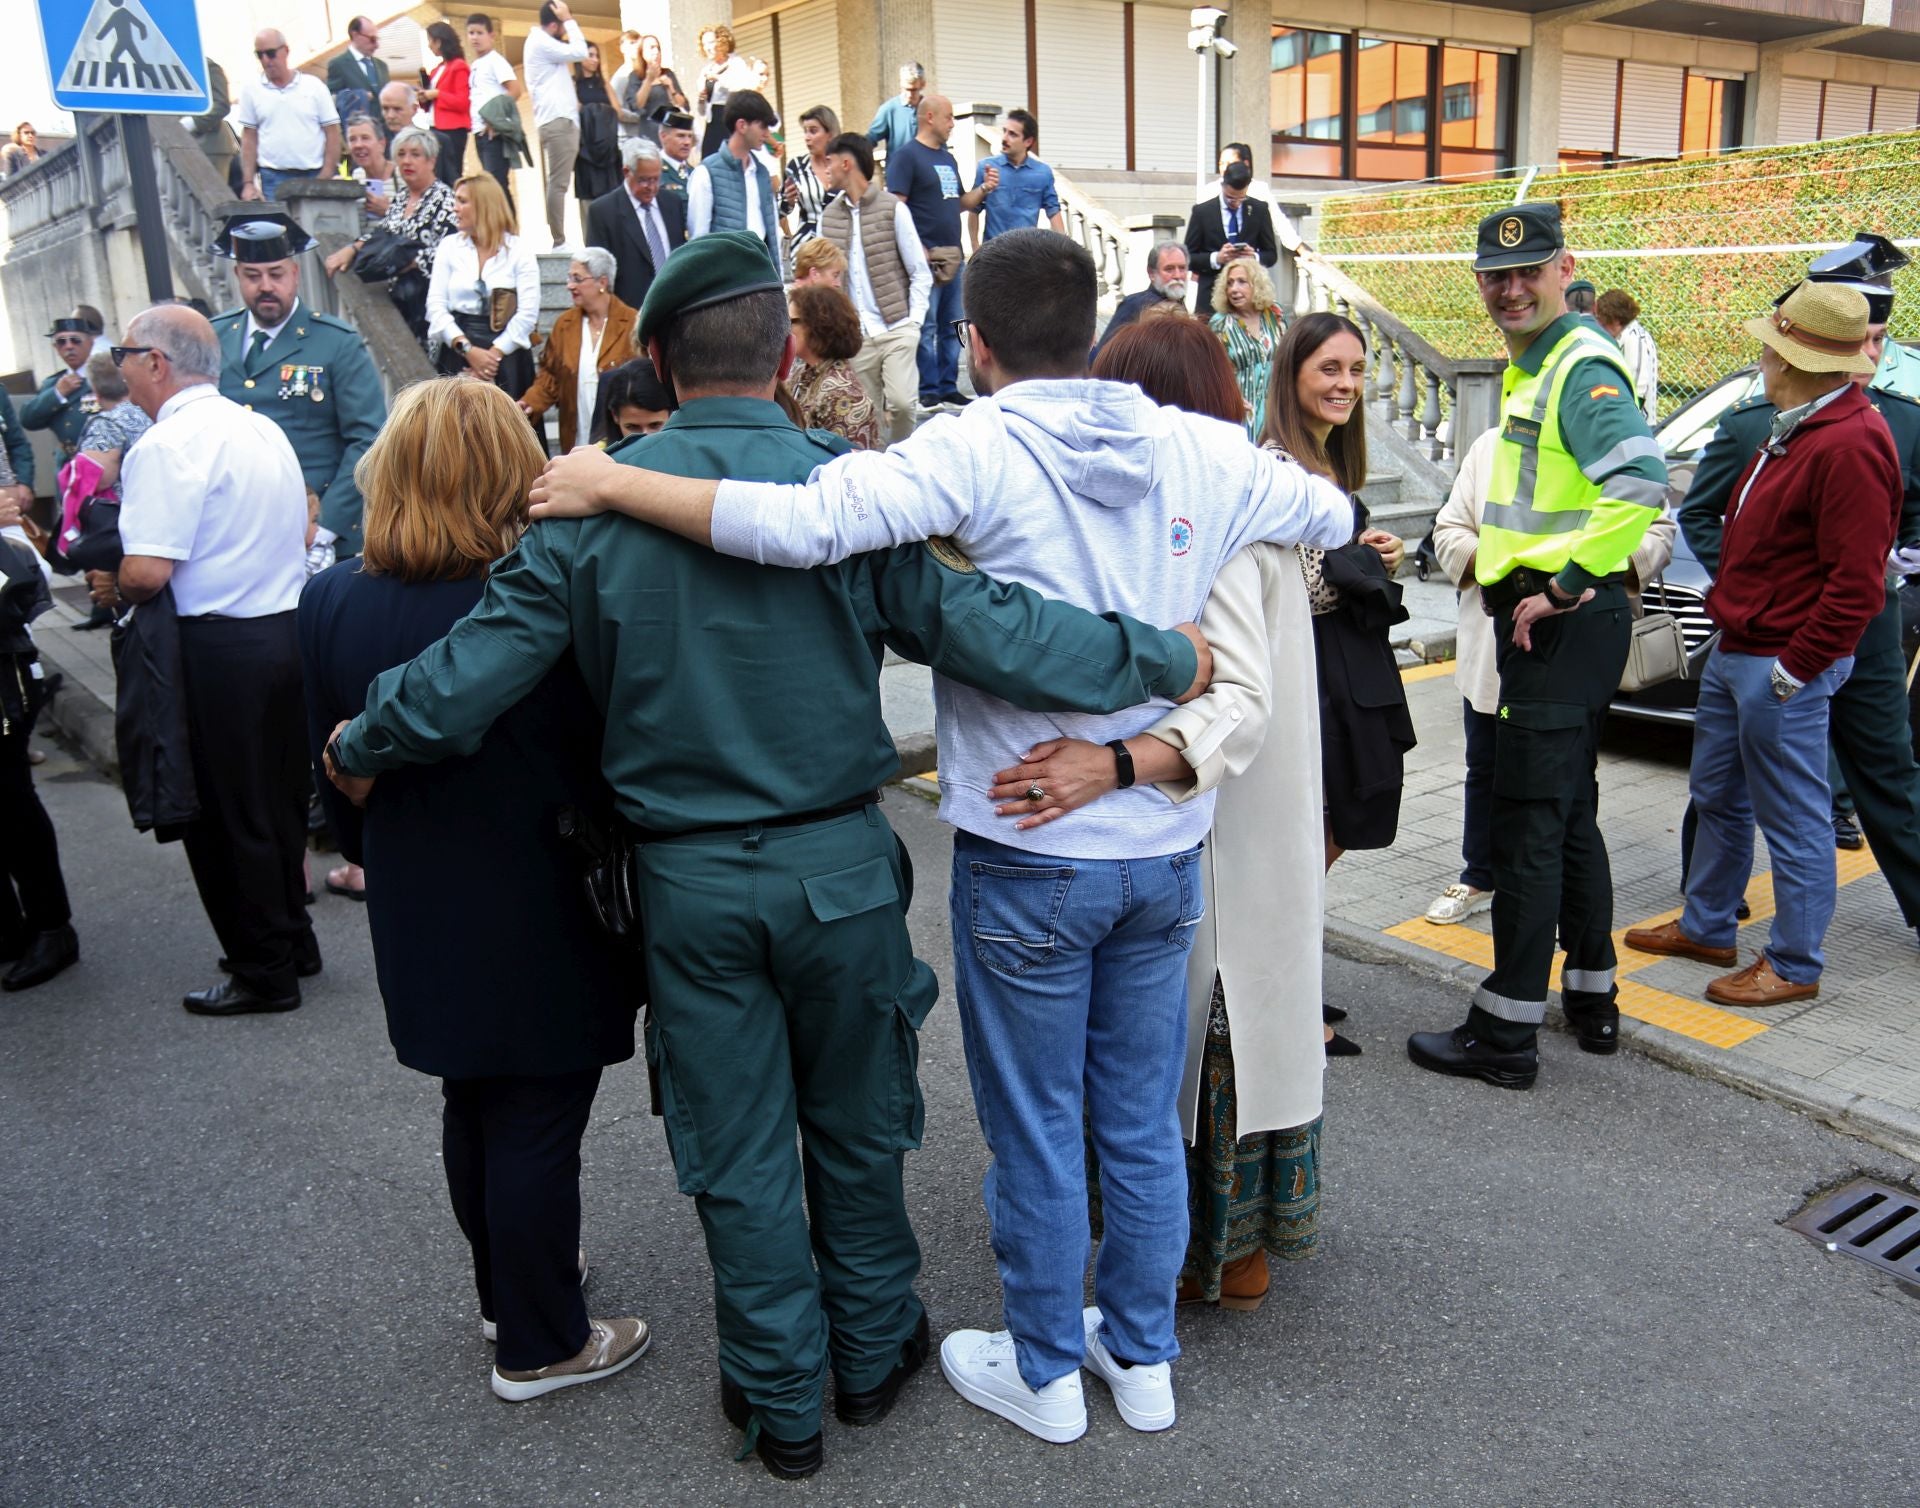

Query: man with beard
210 212 386 570
1095 243 1192 355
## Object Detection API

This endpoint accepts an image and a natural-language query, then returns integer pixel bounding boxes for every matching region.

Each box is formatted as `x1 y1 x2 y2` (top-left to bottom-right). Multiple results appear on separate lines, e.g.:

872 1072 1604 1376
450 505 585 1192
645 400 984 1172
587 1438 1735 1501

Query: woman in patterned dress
1209 259 1286 437
780 105 839 269
785 284 878 450
323 128 460 349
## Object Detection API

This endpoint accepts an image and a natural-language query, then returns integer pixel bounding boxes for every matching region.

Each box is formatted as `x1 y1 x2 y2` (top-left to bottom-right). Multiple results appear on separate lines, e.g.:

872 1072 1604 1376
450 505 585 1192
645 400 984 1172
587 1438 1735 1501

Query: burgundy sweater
1707 383 1901 683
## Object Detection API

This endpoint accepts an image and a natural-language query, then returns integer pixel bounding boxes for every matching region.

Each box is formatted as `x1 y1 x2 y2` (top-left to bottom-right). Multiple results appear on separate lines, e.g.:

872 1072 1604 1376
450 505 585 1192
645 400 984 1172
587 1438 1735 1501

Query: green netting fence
1313 132 1920 420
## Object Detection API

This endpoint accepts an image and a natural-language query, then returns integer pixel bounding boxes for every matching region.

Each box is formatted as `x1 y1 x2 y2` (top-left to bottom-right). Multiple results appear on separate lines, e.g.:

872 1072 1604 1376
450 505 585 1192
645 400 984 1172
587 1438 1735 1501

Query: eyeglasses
110 346 156 366
951 319 972 349
255 46 286 58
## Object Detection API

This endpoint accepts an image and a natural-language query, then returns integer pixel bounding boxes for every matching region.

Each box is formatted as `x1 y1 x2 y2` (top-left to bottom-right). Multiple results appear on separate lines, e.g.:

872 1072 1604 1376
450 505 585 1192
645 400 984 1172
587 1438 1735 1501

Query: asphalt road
3 733 1918 1508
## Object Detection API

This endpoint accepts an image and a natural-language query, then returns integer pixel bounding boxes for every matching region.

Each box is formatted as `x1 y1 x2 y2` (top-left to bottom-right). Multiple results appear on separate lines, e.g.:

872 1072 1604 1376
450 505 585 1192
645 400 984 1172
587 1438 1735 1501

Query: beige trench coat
1148 542 1326 1142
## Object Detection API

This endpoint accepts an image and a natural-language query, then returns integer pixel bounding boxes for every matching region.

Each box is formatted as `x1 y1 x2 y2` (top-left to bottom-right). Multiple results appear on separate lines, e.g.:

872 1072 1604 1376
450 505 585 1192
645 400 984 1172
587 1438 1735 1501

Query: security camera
1189 6 1228 27
1212 36 1239 57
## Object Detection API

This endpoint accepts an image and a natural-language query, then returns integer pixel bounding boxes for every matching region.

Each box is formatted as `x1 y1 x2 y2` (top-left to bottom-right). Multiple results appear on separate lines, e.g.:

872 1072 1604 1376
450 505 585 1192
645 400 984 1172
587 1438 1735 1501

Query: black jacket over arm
1183 195 1279 314
297 562 638 1081
586 185 688 313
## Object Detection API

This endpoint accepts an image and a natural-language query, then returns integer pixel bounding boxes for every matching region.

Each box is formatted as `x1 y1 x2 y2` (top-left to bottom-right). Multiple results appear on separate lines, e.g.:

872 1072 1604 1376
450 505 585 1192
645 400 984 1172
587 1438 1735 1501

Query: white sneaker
481 1249 588 1342
939 1328 1087 1443
1081 1307 1175 1432
1425 884 1492 925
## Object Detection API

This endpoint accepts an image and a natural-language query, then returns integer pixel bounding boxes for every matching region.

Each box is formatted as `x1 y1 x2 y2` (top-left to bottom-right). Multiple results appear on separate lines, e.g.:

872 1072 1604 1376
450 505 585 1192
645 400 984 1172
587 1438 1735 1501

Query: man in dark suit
586 140 687 313
1183 161 1278 314
1094 242 1190 358
326 17 391 100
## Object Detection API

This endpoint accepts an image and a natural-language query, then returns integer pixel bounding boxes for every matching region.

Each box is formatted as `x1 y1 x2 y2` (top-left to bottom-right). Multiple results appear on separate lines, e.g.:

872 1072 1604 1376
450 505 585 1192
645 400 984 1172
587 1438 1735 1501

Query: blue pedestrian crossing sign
38 0 210 114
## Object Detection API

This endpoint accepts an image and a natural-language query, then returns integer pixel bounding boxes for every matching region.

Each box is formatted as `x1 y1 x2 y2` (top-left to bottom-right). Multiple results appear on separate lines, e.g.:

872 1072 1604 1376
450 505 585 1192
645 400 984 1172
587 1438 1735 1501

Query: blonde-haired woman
300 379 648 1404
1209 259 1285 437
426 173 542 399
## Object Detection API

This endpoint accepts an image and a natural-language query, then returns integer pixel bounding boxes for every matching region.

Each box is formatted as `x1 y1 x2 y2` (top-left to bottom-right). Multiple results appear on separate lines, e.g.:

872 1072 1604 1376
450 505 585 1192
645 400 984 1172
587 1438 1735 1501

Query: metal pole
1195 48 1210 205
119 114 176 303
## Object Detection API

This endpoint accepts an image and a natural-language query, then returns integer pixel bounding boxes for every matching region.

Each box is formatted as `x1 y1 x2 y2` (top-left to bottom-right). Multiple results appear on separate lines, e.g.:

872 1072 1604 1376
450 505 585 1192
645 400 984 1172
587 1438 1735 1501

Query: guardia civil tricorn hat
211 210 317 263
1805 231 1907 323
1744 282 1876 377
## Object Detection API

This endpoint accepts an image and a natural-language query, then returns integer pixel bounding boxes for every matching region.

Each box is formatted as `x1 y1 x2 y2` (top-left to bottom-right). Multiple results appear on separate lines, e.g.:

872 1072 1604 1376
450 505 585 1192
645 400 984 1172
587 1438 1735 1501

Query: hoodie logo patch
1170 518 1193 556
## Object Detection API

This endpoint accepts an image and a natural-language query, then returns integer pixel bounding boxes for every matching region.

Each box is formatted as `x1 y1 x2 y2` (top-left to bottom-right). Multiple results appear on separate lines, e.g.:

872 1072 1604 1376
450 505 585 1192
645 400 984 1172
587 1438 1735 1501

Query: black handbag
59 498 123 575
353 227 421 283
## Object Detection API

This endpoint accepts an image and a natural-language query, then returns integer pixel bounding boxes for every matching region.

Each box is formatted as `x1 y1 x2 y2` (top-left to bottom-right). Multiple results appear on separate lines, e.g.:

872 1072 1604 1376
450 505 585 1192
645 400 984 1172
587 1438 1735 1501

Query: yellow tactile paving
1400 661 1458 684
1389 848 1884 1050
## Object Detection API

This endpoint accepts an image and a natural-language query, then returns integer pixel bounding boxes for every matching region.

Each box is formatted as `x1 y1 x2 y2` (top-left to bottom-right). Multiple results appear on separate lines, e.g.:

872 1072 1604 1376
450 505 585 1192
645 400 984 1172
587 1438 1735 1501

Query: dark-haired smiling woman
300 378 648 1404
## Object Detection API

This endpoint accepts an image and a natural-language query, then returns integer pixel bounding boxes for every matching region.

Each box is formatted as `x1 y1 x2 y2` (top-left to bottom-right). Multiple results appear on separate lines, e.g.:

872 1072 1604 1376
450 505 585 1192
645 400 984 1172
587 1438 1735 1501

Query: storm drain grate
1786 1177 1920 1285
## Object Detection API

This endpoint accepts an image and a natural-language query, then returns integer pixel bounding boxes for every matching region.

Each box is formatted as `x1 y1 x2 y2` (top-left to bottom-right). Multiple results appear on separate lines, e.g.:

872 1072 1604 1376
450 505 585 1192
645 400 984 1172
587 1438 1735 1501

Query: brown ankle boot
1218 1250 1270 1312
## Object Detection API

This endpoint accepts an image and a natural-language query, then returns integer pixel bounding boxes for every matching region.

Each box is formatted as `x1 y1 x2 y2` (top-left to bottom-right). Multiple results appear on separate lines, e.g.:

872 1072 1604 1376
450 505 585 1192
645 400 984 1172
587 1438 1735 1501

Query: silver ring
1025 783 1046 803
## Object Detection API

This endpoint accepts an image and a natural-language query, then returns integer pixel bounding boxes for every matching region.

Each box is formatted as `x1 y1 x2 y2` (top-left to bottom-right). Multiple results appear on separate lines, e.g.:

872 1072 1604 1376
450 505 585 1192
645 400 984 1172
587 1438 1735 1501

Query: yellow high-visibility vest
1480 324 1642 586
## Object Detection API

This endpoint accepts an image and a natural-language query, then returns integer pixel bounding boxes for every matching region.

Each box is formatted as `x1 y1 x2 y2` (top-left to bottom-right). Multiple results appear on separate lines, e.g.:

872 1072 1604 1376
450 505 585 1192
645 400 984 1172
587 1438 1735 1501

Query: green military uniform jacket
1679 385 1920 573
20 367 94 456
660 156 692 204
0 388 33 489
212 302 386 554
1874 338 1920 402
336 396 1197 827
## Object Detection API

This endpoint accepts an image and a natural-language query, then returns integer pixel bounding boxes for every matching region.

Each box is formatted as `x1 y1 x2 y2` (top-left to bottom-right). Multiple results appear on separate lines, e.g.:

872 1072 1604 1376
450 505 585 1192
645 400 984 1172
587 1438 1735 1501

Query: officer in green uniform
652 106 696 203
1679 235 1920 947
327 233 1206 1479
1408 202 1667 1090
0 386 33 503
209 211 387 566
20 316 102 459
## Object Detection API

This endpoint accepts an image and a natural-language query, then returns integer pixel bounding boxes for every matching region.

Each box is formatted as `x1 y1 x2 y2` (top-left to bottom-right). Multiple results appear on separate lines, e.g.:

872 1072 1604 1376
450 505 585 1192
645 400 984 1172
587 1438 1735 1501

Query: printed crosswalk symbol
62 0 201 96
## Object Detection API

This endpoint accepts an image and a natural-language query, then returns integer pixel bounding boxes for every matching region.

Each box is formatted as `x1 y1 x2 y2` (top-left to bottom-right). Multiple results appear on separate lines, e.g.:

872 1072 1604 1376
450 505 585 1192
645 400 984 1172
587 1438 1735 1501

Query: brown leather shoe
1622 919 1737 967
1704 956 1819 1007
1218 1250 1270 1313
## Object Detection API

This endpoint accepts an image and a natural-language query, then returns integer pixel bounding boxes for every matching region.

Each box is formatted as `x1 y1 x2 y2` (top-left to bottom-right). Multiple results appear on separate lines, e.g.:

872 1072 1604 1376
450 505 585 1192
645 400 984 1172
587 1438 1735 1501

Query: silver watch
1770 664 1799 701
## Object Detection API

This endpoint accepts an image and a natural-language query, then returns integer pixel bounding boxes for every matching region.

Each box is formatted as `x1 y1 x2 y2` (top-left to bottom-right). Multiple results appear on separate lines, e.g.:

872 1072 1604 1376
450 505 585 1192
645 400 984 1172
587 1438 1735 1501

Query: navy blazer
298 561 638 1081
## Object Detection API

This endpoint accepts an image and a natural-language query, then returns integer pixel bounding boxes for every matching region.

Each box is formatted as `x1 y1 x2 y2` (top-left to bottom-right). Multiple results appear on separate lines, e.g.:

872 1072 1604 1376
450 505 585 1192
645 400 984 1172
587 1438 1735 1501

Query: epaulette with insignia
925 536 975 573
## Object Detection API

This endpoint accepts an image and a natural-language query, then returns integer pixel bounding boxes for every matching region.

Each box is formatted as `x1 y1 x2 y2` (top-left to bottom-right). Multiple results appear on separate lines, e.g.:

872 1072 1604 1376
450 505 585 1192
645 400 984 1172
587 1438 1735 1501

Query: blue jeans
258 166 320 201
1461 700 1496 891
1680 648 1852 982
948 831 1203 1391
917 265 965 403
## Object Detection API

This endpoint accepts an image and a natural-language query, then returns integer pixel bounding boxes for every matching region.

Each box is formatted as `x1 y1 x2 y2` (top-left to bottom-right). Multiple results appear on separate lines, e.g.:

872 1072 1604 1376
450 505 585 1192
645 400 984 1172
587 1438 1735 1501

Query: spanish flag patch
1589 383 1621 399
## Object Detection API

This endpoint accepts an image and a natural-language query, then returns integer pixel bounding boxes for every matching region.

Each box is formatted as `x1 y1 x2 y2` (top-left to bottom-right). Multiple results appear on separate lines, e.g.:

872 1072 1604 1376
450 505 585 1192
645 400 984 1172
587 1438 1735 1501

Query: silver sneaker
491 1316 650 1401
1425 884 1492 925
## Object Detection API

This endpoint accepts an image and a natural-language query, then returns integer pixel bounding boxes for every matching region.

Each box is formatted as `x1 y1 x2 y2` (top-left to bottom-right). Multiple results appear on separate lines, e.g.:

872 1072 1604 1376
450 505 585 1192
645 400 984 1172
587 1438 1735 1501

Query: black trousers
474 130 511 196
177 613 313 998
441 1069 600 1371
1472 585 1632 1049
434 127 469 186
0 658 71 940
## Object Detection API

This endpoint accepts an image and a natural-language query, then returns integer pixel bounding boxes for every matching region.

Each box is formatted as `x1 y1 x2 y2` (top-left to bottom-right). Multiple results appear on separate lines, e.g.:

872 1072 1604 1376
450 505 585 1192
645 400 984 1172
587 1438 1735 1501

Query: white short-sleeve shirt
469 50 517 114
119 385 308 619
232 71 339 170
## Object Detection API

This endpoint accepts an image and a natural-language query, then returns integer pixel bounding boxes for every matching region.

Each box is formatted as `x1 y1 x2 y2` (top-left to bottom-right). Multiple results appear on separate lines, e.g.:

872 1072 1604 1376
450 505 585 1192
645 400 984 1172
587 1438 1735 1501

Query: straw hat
1743 282 1875 376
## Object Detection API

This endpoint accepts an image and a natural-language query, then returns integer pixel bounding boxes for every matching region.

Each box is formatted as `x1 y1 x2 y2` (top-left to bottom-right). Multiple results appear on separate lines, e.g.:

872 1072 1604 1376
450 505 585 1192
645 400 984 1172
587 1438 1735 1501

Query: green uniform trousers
1831 589 1920 930
638 803 935 1442
1471 583 1632 1050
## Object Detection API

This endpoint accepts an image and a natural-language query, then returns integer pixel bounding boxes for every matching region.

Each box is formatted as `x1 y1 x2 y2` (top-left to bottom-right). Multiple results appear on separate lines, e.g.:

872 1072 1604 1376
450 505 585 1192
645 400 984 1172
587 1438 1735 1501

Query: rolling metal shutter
1034 0 1128 171
1820 81 1873 138
1131 3 1201 174
1615 61 1683 159
1872 87 1920 131
774 0 841 131
934 0 1029 114
1777 77 1822 143
1559 54 1618 154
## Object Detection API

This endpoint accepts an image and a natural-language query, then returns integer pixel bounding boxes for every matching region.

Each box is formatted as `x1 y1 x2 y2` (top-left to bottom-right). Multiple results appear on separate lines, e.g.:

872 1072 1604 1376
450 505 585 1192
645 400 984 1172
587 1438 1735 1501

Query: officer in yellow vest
1408 202 1668 1090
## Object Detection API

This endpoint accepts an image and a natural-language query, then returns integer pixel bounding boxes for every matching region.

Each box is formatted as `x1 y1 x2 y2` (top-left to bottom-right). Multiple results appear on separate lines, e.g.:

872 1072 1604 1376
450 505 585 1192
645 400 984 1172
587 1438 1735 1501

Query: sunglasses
110 345 157 366
256 46 286 58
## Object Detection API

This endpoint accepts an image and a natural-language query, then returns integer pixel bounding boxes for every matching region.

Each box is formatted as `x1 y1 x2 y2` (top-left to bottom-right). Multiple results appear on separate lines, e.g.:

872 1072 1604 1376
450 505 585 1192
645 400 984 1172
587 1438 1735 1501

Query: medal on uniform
308 365 326 402
293 366 308 397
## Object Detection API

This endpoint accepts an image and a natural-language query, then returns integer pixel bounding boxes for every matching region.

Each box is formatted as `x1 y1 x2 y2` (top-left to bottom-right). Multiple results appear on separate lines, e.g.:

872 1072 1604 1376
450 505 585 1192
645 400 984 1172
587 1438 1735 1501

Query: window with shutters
1271 26 1512 181
1778 77 1918 143
1560 56 1745 166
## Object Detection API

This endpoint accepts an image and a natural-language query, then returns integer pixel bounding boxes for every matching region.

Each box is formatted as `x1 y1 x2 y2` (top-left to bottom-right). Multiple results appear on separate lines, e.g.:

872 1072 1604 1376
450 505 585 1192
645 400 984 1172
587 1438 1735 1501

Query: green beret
636 231 786 348
1566 279 1596 296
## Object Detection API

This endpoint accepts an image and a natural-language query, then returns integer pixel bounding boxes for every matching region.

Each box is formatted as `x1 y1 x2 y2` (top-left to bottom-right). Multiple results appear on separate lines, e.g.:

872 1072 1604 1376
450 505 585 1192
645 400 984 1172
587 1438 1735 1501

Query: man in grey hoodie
530 228 1353 1445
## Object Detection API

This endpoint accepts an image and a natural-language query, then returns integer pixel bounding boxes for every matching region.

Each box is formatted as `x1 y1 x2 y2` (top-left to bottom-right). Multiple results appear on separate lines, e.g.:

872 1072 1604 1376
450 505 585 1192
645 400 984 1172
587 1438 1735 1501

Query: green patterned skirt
1087 977 1322 1299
